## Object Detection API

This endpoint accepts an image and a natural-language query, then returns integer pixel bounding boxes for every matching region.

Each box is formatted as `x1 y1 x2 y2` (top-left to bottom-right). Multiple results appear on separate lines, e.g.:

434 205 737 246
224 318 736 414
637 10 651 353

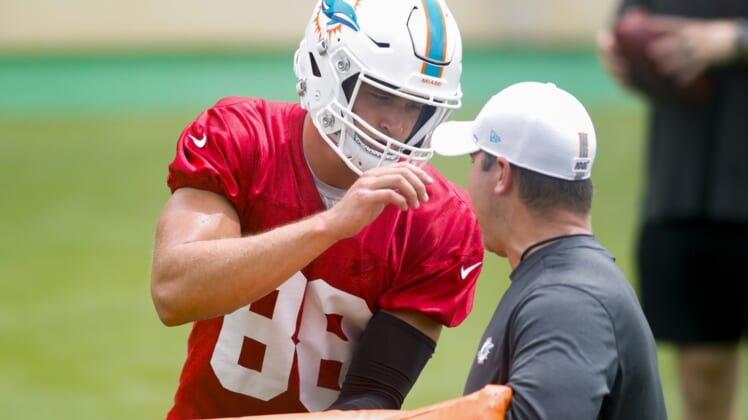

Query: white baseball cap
431 81 596 181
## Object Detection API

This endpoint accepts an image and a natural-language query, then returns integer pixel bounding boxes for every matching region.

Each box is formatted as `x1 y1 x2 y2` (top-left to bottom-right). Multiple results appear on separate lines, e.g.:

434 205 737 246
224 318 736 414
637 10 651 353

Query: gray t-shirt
464 235 667 419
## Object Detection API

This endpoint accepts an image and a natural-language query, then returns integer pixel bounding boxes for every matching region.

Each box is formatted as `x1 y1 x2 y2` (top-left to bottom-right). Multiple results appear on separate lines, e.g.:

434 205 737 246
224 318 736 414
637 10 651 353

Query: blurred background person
597 2 748 420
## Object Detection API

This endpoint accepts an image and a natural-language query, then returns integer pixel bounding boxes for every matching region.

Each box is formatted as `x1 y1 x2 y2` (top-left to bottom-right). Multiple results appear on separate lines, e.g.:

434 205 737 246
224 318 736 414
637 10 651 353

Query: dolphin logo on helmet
321 0 360 32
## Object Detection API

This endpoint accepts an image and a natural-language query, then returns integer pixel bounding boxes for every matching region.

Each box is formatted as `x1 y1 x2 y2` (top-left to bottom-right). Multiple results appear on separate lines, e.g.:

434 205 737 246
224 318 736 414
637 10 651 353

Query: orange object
213 385 512 420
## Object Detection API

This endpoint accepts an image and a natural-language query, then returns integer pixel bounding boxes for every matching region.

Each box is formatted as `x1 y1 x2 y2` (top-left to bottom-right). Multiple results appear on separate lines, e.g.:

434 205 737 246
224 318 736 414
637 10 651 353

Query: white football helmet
294 0 463 174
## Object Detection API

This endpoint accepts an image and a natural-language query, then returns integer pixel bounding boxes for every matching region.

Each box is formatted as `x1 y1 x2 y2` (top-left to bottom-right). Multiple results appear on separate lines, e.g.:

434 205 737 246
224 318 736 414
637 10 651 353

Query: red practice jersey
165 97 483 419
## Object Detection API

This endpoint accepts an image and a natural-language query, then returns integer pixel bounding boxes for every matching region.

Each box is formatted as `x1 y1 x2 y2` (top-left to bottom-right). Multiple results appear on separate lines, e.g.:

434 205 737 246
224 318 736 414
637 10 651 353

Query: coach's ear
494 156 513 195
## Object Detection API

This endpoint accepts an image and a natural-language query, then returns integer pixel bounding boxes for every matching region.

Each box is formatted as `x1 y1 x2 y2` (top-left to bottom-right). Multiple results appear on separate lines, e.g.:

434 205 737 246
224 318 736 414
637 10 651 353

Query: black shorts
637 220 748 344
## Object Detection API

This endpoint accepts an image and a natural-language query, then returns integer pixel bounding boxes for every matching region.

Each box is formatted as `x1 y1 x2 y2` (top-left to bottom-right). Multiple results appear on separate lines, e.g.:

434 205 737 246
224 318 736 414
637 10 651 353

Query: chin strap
327 311 436 410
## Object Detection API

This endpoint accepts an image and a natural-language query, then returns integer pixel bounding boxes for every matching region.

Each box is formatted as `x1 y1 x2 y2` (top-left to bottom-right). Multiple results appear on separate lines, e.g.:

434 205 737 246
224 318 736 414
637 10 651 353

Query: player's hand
323 162 433 239
648 18 740 86
596 27 633 88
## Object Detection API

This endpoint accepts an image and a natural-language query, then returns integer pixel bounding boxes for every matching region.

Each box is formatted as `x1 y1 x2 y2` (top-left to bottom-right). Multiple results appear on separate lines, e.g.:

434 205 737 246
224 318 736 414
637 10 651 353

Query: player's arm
151 163 433 326
151 187 342 326
327 309 441 410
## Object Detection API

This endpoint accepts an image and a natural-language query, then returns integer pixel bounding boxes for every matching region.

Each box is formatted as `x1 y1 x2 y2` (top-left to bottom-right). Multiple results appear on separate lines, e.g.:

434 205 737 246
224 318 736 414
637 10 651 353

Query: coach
431 81 667 419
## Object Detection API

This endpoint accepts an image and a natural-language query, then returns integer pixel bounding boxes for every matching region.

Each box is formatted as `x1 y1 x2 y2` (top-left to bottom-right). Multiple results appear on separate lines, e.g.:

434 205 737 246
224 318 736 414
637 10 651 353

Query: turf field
0 49 744 419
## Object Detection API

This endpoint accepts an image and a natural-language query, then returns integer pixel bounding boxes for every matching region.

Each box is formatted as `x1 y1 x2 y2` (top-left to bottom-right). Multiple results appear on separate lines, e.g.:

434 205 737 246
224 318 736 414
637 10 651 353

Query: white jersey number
211 273 372 411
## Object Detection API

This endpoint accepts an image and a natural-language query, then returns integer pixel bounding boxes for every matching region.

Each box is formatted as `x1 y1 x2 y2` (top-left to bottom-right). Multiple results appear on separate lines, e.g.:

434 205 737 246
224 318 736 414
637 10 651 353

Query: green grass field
0 49 745 419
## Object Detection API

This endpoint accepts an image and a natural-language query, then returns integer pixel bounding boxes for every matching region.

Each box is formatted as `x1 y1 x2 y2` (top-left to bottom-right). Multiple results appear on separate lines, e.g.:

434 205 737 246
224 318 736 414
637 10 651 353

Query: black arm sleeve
326 311 436 410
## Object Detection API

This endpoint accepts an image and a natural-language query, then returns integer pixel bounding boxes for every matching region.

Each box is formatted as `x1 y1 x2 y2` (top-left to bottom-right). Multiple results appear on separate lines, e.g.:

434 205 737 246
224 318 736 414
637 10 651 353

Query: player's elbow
151 288 180 327
150 271 190 327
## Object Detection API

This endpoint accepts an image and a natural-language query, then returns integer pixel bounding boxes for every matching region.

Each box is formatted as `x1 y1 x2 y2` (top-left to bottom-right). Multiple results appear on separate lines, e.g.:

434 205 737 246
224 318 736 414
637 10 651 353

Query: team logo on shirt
314 0 362 39
477 337 494 365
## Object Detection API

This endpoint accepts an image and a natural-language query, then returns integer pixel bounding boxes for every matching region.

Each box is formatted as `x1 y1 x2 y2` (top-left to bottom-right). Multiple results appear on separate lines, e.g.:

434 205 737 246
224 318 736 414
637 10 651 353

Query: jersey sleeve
505 285 619 420
166 97 256 210
377 179 484 328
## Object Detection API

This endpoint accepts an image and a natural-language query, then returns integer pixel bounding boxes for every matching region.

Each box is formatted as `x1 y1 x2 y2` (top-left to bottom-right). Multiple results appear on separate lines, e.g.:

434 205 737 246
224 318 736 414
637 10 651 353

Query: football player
150 1 484 419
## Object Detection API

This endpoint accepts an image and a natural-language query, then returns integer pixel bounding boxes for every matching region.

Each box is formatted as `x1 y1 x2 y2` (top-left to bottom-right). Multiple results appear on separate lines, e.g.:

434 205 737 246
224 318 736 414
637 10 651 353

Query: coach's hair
480 151 593 216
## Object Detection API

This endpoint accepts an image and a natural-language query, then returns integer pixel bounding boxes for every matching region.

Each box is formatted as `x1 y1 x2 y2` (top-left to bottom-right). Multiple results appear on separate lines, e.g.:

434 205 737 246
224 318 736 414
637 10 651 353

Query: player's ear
494 156 512 195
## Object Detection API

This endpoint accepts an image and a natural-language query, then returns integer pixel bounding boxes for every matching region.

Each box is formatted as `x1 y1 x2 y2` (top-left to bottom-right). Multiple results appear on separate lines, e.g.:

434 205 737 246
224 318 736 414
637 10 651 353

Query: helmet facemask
326 71 456 174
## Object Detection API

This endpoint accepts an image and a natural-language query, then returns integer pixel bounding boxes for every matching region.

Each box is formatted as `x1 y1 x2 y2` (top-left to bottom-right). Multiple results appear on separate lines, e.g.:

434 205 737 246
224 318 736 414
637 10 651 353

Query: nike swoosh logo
188 133 207 148
460 262 482 280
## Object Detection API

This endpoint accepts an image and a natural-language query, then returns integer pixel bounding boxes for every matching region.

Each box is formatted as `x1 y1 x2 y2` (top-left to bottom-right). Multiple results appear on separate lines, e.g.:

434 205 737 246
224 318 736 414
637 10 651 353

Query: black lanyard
519 234 592 262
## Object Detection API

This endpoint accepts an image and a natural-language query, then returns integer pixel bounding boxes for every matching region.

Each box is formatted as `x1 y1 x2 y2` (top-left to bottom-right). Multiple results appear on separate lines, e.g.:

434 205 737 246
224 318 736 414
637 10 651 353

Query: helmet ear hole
308 53 321 77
